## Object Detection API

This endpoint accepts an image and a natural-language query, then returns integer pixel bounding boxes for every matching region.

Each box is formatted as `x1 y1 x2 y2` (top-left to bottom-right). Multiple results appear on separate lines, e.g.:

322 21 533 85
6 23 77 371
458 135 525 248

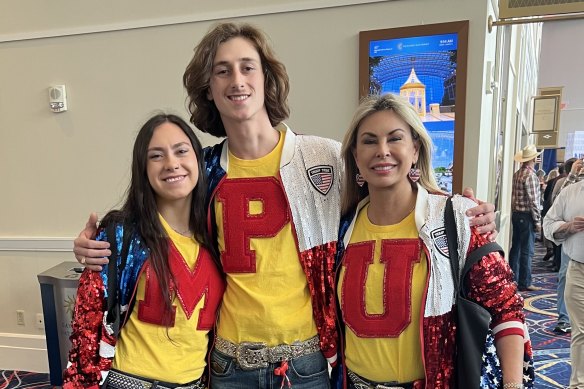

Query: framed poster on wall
359 21 469 193
532 95 560 133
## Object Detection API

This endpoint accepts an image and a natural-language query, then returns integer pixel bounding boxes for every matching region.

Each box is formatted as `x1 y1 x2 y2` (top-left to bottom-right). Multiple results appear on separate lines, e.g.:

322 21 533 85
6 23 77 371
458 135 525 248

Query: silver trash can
38 262 83 386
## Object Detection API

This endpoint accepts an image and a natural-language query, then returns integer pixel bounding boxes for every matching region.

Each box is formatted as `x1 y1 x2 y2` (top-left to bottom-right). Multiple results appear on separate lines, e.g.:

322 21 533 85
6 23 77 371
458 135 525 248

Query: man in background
543 168 584 388
509 144 542 292
545 158 579 334
541 160 573 272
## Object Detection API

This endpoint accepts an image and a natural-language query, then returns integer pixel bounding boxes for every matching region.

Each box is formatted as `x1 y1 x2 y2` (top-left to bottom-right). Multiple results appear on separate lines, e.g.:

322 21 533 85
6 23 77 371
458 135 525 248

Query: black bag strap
445 197 504 297
104 222 133 338
444 197 460 293
460 242 503 298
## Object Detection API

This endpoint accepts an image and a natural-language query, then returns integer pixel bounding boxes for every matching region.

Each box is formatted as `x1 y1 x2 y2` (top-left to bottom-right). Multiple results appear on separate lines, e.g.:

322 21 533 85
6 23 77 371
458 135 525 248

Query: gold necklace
170 225 192 236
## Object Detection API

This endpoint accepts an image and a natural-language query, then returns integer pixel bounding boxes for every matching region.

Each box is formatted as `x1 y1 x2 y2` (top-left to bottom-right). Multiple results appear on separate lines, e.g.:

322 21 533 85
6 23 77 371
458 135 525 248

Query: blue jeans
557 248 571 324
209 348 330 389
509 212 535 289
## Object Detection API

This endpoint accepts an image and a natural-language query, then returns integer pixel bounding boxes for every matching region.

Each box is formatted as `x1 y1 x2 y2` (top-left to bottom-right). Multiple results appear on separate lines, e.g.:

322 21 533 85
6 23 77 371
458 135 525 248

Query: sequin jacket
63 224 150 389
332 186 534 389
204 123 341 361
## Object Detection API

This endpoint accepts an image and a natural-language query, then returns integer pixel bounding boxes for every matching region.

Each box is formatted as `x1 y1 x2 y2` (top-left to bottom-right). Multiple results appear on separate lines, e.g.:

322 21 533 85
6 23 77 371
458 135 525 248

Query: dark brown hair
183 22 290 137
101 113 214 324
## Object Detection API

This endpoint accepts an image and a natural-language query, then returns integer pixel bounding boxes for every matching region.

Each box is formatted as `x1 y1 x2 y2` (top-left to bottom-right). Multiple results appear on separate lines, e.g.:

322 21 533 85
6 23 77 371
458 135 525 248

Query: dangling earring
408 165 420 183
356 172 366 187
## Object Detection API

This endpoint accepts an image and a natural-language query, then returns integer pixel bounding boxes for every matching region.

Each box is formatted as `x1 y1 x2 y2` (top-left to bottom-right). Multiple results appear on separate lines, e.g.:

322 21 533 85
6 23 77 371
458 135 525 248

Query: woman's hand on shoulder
462 187 498 241
73 212 111 272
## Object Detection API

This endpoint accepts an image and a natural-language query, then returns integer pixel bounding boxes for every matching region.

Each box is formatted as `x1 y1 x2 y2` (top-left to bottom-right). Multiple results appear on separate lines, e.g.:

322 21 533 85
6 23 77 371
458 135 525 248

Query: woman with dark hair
333 94 533 389
62 113 225 389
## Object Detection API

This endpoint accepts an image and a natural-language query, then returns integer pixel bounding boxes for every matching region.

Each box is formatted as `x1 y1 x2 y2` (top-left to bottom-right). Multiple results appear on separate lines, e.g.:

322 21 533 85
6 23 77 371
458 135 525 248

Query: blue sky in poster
369 32 458 192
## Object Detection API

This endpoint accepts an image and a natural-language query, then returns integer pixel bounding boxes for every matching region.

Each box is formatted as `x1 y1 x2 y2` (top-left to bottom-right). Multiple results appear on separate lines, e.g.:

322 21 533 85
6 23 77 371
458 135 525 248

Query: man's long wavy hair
183 22 290 137
100 113 214 325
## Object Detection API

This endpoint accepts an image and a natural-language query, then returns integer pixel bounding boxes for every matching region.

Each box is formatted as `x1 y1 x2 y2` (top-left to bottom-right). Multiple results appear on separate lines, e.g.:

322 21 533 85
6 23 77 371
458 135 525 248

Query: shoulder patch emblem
430 227 450 258
307 165 334 195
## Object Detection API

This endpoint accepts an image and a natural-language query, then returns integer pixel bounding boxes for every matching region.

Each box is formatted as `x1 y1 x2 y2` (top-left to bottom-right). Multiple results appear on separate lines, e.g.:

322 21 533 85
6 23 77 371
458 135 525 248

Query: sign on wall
535 131 558 148
532 95 560 133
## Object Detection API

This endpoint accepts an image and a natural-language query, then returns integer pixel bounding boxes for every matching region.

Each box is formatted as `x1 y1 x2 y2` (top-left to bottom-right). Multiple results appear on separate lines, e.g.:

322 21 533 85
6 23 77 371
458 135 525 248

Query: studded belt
347 369 423 389
104 369 205 389
214 335 321 370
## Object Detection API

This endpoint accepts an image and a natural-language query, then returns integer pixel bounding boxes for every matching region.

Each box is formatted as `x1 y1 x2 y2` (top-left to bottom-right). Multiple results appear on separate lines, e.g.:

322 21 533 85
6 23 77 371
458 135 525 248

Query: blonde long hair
341 93 441 215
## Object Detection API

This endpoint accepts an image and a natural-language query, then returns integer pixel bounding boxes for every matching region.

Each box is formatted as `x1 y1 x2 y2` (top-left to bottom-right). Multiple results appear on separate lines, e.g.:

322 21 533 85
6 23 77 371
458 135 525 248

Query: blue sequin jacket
63 224 149 389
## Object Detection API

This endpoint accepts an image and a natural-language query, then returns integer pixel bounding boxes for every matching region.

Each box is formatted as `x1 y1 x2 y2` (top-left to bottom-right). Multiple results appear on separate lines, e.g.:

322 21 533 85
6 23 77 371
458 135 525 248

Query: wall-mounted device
485 61 498 95
48 85 67 113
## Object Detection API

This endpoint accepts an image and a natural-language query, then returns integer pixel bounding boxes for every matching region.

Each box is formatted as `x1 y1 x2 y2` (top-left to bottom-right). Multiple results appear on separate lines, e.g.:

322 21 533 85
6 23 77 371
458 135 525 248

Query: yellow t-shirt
338 204 427 383
113 216 221 383
215 130 317 346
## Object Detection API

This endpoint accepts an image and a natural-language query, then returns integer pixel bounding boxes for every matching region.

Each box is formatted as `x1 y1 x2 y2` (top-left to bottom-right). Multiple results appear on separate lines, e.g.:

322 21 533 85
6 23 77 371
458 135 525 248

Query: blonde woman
333 94 533 389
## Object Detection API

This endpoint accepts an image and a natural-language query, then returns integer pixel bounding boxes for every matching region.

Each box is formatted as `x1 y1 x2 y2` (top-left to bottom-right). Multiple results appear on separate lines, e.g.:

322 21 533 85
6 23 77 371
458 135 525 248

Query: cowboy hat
514 144 542 162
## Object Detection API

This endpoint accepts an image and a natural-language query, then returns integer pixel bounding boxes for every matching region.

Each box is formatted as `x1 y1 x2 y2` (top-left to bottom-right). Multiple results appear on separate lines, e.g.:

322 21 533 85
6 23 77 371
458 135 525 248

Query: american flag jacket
62 224 225 388
62 225 150 389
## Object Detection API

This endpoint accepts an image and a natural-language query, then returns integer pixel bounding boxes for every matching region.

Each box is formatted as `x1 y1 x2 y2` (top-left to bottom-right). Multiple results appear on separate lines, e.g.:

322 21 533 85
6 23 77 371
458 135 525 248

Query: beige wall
0 0 497 371
539 19 584 148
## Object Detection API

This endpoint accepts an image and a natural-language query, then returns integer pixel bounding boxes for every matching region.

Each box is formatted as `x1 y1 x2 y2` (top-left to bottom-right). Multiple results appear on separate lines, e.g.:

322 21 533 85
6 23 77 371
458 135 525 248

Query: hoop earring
408 165 420 183
356 173 366 187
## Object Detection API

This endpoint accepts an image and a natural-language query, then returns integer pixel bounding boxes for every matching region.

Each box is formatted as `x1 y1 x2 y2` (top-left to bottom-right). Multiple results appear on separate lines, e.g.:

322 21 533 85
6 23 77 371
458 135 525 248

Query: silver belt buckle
269 344 292 361
236 341 268 370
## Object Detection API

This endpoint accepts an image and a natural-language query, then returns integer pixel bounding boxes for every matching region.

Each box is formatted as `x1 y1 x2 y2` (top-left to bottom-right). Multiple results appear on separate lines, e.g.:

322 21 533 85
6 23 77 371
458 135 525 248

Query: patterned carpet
523 240 571 388
0 242 572 388
0 369 50 388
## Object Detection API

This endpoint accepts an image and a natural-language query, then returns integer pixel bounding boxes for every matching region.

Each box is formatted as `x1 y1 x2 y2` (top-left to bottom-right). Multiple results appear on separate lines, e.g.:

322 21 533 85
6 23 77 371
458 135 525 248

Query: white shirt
543 179 584 262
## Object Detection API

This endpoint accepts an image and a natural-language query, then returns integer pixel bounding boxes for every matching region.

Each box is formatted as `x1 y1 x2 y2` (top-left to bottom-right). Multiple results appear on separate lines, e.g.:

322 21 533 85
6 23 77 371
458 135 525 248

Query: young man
73 22 496 388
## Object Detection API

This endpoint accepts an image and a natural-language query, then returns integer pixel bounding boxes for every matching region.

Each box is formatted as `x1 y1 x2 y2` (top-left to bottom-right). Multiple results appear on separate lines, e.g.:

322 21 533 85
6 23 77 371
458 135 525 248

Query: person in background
63 114 225 389
333 93 532 389
546 167 560 183
541 162 567 269
71 22 498 389
552 157 584 201
509 144 543 292
547 157 583 335
536 169 546 210
543 170 584 388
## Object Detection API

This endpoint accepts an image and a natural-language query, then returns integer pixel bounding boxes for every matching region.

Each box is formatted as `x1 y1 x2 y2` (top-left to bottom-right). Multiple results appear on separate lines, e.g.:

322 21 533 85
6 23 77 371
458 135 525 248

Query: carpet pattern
522 238 571 388
0 369 50 388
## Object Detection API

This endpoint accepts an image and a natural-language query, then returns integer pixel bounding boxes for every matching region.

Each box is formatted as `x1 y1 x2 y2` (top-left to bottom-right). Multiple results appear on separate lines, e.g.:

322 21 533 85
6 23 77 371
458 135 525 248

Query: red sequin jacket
333 187 533 388
204 124 341 362
62 225 150 389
